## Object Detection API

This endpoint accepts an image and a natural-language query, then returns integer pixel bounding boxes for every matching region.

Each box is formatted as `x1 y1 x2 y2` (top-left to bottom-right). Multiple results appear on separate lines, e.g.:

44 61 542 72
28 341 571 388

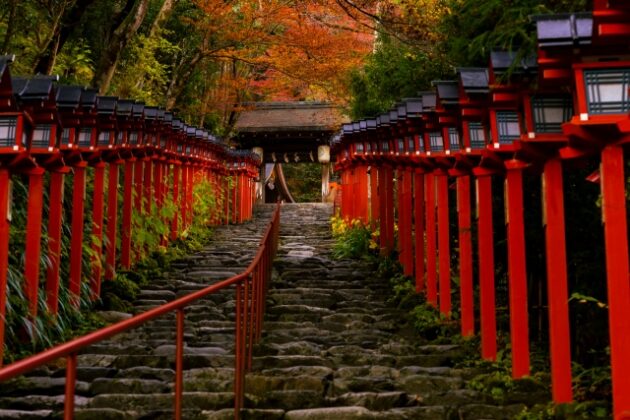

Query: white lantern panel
584 69 630 114
0 117 17 147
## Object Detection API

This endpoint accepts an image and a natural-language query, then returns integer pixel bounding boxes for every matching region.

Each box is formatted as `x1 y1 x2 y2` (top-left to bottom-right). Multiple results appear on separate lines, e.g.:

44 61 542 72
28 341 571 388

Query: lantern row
334 2 630 419
0 56 262 365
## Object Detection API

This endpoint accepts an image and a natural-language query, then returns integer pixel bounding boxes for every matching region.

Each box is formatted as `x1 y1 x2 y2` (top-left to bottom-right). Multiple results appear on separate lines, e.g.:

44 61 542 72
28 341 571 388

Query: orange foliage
192 0 374 109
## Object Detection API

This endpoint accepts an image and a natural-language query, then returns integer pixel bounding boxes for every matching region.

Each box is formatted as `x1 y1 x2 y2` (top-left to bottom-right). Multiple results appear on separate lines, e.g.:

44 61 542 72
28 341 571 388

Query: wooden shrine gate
234 102 347 203
335 2 630 419
0 58 260 364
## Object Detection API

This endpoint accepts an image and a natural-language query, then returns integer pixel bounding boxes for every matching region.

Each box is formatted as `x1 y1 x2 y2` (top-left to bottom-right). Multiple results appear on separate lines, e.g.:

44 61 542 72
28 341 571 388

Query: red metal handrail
0 202 281 420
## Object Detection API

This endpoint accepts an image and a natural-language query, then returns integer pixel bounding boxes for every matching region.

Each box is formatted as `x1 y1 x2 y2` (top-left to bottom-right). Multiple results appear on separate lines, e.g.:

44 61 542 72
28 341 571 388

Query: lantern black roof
12 75 58 101
366 119 377 130
342 123 353 134
195 128 205 138
396 102 407 118
359 120 367 131
490 51 538 74
164 112 173 123
389 108 399 122
533 12 592 48
457 68 489 94
156 108 165 120
419 91 437 111
352 121 361 132
80 88 98 109
116 99 134 116
96 96 118 115
378 113 390 126
144 106 158 120
433 81 459 105
56 85 82 109
403 98 423 117
132 103 145 118
186 126 197 136
172 119 183 130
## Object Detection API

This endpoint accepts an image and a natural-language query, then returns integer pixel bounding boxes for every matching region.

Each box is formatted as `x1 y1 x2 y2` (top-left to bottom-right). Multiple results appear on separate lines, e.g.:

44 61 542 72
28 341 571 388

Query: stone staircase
0 203 537 419
238 204 529 419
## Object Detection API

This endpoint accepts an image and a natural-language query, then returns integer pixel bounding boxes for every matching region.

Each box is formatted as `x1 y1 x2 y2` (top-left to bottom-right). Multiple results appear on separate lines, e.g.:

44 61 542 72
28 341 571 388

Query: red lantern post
559 3 630 412
390 106 414 277
453 67 492 337
0 56 29 362
12 76 63 316
54 85 91 308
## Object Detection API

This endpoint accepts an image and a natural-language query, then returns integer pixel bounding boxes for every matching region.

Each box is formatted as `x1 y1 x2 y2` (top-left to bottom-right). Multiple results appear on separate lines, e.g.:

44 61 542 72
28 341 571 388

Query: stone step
88 392 235 411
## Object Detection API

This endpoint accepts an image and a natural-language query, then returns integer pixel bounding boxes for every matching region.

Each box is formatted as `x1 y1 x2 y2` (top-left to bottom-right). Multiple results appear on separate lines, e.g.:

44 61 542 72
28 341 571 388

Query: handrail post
247 272 255 371
234 283 244 419
174 309 185 420
243 276 251 372
64 353 77 420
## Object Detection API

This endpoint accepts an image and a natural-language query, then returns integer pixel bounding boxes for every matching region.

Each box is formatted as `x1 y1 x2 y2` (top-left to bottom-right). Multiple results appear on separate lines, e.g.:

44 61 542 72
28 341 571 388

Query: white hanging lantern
317 145 330 164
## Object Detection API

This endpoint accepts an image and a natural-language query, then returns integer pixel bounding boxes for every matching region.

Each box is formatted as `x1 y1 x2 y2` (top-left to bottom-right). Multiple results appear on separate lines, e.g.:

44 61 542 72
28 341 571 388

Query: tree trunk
92 0 151 93
150 0 176 38
1 0 18 55
33 0 97 75
165 50 203 109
